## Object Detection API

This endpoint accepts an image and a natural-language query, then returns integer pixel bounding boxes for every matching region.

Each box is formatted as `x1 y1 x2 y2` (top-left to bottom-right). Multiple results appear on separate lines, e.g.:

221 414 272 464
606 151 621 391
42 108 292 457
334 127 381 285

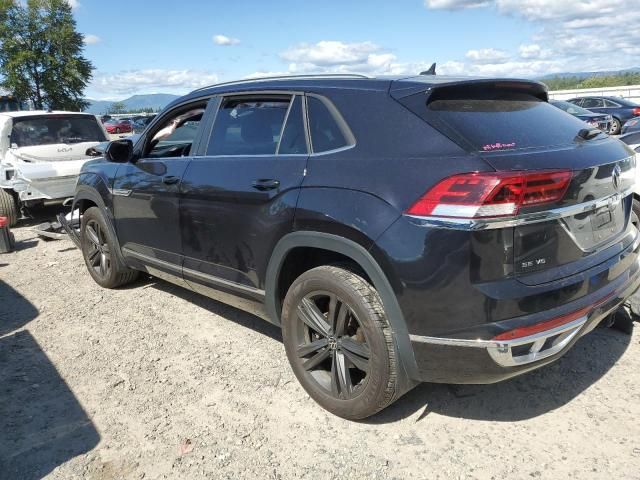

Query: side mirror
104 139 133 163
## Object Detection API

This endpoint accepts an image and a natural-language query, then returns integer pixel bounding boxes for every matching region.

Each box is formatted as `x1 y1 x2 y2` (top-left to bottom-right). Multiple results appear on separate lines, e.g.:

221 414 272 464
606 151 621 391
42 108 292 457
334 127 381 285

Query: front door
179 94 309 315
112 100 210 283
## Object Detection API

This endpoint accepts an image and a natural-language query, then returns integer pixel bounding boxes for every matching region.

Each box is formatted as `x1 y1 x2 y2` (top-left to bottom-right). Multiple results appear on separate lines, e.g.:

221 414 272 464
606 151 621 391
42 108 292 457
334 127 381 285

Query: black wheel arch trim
68 182 128 271
265 231 419 379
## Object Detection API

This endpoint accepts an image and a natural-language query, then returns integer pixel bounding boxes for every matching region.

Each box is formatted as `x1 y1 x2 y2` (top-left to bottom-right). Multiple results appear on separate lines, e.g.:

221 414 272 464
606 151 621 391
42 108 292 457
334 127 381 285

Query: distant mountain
84 93 180 114
538 67 640 80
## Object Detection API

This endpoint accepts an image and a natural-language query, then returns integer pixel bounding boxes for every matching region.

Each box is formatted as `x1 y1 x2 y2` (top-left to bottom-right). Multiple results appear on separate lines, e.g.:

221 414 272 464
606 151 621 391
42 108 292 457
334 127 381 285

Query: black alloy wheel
294 291 371 399
84 218 112 280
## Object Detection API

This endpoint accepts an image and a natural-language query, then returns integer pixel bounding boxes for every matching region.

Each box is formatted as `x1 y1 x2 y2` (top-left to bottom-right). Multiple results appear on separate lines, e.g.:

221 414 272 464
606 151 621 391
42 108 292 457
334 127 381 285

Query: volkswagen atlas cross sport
60 74 640 419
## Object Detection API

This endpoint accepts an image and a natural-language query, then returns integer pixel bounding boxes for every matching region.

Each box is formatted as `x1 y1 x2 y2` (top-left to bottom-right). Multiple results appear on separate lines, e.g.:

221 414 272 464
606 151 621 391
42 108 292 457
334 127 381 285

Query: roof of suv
174 74 548 108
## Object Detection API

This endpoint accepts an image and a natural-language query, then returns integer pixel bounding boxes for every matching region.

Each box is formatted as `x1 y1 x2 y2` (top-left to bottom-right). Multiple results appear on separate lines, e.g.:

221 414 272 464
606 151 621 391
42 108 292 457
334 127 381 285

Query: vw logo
612 164 622 192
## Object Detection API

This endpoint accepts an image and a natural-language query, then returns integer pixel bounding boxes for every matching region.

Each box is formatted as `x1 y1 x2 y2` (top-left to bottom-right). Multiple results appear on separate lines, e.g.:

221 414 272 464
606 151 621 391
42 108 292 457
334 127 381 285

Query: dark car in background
567 96 640 134
104 118 134 134
61 74 639 419
132 115 156 133
550 100 612 132
621 117 640 135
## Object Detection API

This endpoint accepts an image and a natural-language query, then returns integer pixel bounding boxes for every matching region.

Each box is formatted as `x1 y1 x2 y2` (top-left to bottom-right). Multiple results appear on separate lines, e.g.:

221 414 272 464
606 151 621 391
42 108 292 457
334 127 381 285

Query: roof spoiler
390 78 549 102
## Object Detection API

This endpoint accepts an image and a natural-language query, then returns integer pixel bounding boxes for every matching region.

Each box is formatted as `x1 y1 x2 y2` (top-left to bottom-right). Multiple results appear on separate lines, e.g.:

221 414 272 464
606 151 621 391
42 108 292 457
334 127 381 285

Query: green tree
108 101 126 114
0 0 93 110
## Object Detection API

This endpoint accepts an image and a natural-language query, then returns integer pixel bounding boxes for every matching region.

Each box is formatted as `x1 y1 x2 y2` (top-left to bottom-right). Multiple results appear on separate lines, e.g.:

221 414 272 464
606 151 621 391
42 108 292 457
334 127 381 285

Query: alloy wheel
84 219 112 279
294 291 371 400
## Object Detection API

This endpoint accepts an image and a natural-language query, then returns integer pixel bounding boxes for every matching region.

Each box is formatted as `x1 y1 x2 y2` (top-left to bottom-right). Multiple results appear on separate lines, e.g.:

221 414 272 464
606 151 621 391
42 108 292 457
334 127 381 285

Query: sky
69 0 640 100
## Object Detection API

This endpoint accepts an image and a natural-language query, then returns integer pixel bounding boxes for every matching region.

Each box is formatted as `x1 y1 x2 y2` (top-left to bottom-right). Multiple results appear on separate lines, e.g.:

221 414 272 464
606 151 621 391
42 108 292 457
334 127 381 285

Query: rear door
112 100 211 284
179 93 308 309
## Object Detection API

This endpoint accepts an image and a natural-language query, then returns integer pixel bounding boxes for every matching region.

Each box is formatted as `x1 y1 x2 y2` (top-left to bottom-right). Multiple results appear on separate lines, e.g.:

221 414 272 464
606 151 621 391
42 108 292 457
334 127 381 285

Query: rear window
307 96 350 153
406 90 593 152
11 115 107 147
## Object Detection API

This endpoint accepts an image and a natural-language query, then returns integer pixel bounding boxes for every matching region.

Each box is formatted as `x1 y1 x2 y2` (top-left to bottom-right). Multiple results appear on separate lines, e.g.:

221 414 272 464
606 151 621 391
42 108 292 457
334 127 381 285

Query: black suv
62 74 640 419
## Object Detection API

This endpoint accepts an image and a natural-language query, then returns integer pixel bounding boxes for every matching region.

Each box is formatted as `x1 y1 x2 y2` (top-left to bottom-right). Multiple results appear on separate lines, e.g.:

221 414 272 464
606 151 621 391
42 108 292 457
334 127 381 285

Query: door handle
162 175 180 185
252 179 280 191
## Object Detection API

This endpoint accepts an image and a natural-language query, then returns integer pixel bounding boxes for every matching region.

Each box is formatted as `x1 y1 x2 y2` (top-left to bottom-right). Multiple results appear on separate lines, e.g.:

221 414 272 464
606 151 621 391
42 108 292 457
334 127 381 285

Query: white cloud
83 34 101 45
424 0 639 77
66 0 80 9
518 43 551 59
88 69 219 98
281 41 382 67
465 48 509 64
213 34 240 46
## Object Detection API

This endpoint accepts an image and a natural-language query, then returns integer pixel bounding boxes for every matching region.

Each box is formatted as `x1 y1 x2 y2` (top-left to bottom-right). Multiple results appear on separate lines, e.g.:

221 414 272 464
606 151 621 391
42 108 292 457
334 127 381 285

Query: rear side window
208 96 290 156
604 99 620 107
307 96 350 153
582 98 604 108
11 115 107 147
401 88 594 152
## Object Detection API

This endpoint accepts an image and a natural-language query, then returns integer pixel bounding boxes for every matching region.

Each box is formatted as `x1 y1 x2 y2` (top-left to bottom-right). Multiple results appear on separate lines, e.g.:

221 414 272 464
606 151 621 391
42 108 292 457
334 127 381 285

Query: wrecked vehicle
0 111 108 225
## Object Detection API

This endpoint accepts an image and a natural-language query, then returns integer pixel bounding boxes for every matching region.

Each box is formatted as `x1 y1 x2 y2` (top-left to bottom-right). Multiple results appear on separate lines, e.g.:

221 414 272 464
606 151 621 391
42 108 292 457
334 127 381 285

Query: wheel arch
266 231 419 379
71 179 127 270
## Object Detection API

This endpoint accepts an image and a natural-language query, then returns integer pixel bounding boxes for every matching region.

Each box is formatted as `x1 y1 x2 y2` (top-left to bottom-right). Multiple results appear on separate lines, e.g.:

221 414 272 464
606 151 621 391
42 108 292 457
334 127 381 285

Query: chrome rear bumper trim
409 315 588 367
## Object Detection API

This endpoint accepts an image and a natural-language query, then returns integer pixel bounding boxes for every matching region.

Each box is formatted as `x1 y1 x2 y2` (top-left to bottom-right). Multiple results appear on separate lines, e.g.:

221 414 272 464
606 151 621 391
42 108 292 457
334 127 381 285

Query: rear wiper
576 128 603 141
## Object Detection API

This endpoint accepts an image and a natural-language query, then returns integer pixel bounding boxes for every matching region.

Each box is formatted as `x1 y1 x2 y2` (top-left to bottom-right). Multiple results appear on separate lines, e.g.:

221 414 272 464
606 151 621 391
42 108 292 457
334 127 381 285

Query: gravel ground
1 210 640 480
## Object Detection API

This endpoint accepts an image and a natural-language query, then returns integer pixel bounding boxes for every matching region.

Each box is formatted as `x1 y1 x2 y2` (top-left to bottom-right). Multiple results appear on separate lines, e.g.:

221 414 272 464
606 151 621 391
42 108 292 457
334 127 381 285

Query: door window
144 105 206 158
208 96 291 156
604 99 621 107
582 98 605 108
278 95 308 155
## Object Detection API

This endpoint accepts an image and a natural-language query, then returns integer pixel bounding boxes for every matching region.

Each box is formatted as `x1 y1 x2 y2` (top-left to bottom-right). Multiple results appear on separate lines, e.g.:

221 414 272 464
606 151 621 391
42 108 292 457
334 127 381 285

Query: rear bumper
410 263 640 384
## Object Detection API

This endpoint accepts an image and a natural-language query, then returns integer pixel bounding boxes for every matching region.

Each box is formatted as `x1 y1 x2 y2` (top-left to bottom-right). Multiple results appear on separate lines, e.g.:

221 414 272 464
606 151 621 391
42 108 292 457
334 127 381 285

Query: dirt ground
1 209 640 480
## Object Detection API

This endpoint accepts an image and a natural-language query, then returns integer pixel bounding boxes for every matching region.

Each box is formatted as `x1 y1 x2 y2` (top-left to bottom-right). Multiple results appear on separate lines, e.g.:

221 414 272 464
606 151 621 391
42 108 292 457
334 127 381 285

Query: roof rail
190 73 374 93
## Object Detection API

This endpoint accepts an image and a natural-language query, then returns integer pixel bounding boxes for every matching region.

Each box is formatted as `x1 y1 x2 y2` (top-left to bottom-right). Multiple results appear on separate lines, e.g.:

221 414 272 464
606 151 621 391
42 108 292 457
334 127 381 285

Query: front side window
11 115 107 147
306 96 349 153
144 105 206 158
208 96 290 156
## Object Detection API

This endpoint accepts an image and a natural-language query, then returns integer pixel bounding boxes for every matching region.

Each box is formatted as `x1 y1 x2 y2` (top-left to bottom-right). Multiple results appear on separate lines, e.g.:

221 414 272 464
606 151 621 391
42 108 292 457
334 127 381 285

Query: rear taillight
406 170 572 219
633 108 640 116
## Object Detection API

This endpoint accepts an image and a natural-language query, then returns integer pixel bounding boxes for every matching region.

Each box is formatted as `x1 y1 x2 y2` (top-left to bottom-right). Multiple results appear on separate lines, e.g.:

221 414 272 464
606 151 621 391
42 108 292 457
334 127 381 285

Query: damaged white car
0 111 108 226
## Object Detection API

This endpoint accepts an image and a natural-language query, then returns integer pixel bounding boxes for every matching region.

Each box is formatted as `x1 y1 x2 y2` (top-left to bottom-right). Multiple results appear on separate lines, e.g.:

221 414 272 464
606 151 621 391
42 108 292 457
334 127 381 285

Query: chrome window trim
305 93 356 154
405 186 635 231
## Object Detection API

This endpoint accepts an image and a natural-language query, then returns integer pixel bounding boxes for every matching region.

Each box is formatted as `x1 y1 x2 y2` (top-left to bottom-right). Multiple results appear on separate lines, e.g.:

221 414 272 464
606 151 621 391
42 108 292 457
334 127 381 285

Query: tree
0 0 93 111
108 101 126 114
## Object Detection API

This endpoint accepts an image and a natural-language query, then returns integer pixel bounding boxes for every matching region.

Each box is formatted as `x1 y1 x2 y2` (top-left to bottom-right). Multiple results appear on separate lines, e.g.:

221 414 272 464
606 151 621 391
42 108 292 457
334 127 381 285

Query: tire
282 265 398 420
80 207 138 288
0 188 19 227
610 118 621 135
